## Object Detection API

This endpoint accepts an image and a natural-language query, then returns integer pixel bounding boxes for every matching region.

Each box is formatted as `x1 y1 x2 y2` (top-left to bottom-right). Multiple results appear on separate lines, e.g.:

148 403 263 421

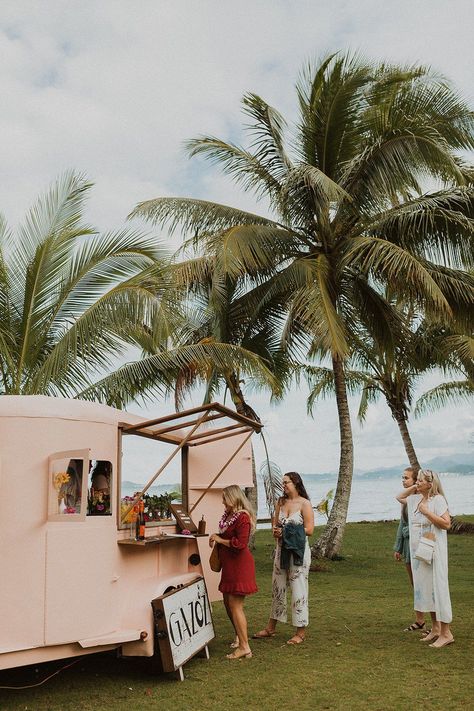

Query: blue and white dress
407 494 452 623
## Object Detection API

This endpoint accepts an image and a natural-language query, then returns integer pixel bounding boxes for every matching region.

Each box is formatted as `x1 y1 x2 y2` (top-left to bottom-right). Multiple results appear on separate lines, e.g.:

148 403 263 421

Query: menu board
169 503 198 532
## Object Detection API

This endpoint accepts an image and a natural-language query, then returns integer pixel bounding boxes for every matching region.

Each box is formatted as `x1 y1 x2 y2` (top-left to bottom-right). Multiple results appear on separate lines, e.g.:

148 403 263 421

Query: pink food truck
0 396 260 679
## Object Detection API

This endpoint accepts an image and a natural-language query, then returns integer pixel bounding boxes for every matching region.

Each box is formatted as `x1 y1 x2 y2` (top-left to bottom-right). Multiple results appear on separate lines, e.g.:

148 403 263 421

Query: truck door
44 450 119 645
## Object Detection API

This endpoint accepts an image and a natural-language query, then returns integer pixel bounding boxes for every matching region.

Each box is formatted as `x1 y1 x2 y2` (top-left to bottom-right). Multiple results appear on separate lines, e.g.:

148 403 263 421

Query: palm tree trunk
393 411 420 470
225 371 259 549
311 356 353 560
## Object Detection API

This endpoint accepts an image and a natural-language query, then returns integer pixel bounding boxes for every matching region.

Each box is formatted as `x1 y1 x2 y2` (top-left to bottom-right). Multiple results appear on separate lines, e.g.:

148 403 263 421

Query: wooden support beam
189 427 253 446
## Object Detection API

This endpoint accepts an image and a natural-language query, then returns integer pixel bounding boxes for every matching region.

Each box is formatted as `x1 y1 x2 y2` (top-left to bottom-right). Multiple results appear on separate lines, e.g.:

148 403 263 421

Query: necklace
218 510 241 532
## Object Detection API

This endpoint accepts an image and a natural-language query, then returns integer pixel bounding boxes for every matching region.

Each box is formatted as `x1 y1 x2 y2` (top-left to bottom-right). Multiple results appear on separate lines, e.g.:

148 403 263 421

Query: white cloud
1 0 472 474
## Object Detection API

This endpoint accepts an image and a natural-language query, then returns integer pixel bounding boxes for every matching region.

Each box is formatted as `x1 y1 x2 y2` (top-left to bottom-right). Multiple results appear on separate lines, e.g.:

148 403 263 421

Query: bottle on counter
138 500 146 540
198 515 206 535
131 504 139 539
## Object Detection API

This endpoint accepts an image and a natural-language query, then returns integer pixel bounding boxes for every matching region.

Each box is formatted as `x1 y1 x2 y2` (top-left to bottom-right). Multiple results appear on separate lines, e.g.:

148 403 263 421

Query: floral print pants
270 542 310 627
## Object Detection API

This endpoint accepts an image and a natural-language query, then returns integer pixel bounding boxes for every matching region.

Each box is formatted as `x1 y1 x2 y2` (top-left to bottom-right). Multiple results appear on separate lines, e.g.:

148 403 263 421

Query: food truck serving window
48 449 89 522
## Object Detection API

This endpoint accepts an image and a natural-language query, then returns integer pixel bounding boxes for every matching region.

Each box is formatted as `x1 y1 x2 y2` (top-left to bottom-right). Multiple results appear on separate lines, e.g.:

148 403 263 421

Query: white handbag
414 532 436 564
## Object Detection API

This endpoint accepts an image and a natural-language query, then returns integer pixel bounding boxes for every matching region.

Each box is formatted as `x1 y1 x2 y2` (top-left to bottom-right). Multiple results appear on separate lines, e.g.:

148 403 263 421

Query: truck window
87 460 112 516
48 449 90 521
52 458 84 514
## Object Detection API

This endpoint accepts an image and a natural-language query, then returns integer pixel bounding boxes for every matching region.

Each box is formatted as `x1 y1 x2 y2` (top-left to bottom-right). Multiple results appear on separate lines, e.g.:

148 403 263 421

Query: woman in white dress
252 472 314 645
396 469 454 648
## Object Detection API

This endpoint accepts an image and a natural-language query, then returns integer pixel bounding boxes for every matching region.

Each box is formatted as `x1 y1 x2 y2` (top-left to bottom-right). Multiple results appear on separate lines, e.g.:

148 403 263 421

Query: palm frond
415 380 474 417
242 92 292 177
259 458 283 521
78 341 281 408
185 137 283 206
343 237 453 318
130 196 282 236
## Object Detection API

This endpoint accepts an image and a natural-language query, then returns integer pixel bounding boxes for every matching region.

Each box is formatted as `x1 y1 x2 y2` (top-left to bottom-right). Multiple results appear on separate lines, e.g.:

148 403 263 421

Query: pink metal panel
187 433 254 489
44 525 120 645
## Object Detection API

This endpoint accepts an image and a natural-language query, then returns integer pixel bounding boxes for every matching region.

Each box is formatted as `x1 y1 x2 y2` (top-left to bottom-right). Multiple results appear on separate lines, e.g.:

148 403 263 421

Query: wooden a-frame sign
151 577 214 680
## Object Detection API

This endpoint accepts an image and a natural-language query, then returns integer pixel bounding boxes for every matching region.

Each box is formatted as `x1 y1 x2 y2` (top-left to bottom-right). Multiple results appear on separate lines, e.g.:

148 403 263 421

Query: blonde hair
222 485 256 531
417 469 447 499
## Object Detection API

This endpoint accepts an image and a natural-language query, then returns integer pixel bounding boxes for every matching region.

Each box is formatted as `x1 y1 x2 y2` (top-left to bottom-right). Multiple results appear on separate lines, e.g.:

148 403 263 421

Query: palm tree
152 245 286 524
131 53 474 557
0 172 169 396
305 319 474 474
0 172 276 406
169 246 284 417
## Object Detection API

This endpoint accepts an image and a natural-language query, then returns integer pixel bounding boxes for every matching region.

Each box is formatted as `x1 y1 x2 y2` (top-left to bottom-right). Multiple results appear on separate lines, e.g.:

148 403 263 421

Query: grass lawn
1 519 473 711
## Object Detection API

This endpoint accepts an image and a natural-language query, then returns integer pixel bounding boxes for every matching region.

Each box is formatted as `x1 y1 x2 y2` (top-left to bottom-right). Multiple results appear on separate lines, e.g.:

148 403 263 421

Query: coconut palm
168 246 284 418
154 246 286 523
131 53 474 557
0 171 170 397
305 319 474 473
0 172 276 406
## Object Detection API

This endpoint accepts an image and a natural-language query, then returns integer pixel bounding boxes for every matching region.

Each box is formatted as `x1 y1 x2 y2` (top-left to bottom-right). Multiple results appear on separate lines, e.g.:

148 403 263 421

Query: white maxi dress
407 493 452 623
270 510 311 627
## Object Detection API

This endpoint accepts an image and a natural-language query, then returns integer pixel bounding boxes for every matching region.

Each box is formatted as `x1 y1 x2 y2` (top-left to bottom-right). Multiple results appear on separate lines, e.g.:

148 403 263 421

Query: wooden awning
119 401 261 446
118 403 261 522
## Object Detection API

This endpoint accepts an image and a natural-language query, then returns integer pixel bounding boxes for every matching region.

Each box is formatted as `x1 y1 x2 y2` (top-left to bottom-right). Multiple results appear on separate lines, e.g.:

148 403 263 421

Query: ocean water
256 472 474 522
121 473 474 523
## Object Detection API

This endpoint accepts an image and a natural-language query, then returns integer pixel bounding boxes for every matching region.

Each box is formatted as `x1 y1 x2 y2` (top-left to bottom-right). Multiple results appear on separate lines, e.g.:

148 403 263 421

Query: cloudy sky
1 1 473 478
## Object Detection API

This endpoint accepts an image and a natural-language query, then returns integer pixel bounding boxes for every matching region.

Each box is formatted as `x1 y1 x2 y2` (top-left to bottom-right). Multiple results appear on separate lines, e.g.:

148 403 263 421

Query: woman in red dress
209 485 258 659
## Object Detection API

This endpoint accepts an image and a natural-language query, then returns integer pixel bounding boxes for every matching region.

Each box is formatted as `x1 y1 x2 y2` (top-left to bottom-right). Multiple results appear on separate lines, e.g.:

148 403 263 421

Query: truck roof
0 395 142 426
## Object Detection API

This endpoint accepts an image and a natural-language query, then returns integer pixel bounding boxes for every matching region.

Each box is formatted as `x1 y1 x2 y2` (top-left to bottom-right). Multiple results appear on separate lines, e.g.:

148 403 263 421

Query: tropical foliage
305 316 474 470
131 53 474 558
0 172 167 397
0 172 277 407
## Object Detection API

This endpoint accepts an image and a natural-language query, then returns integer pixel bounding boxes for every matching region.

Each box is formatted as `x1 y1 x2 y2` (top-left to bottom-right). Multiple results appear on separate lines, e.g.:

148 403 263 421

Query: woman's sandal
287 633 305 645
226 649 253 659
403 621 425 632
421 631 439 643
429 637 454 648
252 628 276 639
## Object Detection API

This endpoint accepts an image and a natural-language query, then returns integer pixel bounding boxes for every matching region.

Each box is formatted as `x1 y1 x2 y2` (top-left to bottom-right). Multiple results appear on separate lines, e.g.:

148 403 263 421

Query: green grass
1 519 473 711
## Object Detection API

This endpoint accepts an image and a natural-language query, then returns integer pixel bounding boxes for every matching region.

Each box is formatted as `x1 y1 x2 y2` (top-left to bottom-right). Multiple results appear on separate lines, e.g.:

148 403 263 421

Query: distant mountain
121 480 180 494
301 453 473 480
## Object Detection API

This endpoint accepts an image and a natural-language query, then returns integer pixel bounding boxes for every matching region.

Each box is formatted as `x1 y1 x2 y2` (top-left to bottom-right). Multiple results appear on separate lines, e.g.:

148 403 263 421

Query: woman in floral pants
253 472 314 645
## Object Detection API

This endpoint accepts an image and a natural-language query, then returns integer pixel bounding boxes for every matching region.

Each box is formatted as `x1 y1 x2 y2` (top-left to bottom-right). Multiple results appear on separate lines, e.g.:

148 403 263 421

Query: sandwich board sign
152 577 214 679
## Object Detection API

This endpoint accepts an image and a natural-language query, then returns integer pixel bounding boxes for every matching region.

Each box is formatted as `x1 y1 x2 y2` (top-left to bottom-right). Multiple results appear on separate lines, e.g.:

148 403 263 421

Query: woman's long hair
222 485 257 531
417 469 447 500
280 472 310 501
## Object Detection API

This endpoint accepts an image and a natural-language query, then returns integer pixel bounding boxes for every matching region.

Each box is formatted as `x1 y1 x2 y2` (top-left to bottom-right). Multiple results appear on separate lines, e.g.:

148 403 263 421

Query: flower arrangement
120 495 136 523
88 490 111 515
53 471 70 492
120 491 180 524
53 471 70 513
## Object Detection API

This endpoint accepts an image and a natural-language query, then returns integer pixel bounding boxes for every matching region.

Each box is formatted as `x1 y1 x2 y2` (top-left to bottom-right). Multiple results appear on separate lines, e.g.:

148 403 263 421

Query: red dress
218 512 258 596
